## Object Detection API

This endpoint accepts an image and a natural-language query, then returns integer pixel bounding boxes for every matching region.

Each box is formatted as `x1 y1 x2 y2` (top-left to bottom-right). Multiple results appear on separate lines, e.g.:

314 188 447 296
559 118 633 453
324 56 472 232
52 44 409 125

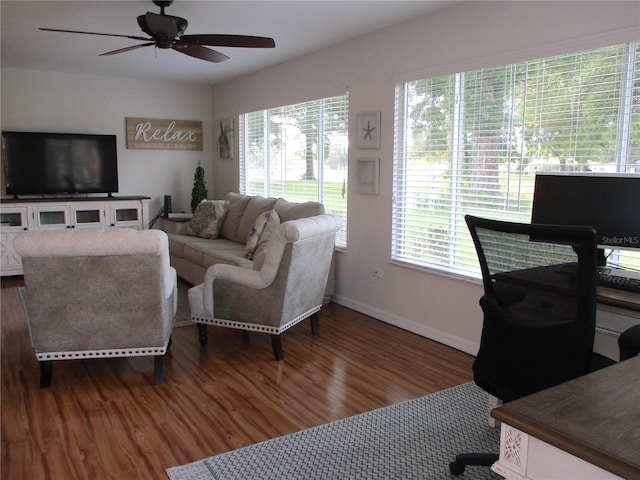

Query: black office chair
619 324 640 361
450 215 615 476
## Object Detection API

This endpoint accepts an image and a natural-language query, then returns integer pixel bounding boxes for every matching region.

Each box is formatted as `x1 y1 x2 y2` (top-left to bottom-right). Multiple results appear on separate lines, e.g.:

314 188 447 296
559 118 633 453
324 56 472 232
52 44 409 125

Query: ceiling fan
39 0 275 63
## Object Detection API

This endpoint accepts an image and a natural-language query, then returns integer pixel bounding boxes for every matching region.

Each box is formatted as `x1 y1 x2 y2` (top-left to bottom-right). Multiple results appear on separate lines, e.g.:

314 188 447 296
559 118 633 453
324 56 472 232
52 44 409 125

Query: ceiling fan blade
100 43 156 56
39 27 150 42
172 44 229 63
180 34 275 48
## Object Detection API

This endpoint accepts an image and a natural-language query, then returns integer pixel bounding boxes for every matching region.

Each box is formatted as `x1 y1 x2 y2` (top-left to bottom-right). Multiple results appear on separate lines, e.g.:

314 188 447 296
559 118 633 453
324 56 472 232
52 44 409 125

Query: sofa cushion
237 196 278 243
178 236 253 269
219 192 251 242
168 233 205 258
244 209 280 260
273 198 325 222
185 200 229 239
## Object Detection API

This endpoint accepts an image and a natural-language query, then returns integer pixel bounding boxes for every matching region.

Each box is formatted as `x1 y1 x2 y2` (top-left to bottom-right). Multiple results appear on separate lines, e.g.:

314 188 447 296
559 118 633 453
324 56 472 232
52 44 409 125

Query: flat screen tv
2 131 118 196
531 172 640 251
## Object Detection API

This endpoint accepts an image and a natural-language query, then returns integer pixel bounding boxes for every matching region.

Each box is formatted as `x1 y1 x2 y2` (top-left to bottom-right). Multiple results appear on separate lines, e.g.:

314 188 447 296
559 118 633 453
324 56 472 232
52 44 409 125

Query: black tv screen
2 131 118 195
532 173 640 250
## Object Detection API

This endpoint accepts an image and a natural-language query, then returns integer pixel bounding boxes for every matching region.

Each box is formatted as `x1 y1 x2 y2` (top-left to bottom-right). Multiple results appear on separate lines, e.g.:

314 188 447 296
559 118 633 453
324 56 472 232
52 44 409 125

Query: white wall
210 1 640 354
1 69 214 217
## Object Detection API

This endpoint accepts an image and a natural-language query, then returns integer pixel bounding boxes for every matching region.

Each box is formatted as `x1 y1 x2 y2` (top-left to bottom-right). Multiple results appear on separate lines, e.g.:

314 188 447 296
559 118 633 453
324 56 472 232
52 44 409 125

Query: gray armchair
189 214 342 360
14 228 177 387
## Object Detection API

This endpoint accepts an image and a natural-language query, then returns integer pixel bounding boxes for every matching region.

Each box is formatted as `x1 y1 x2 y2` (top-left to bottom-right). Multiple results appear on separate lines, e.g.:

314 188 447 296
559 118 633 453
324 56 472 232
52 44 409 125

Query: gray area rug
166 382 502 480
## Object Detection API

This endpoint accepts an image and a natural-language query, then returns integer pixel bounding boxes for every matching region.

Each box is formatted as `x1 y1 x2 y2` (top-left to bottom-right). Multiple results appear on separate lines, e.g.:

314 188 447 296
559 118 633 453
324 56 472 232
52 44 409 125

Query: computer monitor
531 172 640 265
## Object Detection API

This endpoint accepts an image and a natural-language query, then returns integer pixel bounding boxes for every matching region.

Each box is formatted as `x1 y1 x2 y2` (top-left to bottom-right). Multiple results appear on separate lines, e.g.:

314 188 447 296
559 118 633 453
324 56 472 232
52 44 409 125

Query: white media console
0 196 150 276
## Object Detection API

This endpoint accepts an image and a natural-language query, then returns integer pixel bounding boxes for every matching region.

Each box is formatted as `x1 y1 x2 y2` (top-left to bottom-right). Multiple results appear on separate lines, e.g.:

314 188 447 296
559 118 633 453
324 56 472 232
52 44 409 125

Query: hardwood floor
1 276 474 479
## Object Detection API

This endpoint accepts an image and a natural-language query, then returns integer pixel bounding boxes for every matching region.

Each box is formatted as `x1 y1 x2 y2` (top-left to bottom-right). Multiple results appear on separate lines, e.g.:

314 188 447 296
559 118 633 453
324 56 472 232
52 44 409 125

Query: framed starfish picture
356 111 381 149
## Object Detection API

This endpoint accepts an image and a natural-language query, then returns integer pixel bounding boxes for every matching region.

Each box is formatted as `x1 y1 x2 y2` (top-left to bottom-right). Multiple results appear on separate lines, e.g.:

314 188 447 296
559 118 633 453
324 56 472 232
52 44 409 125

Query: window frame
392 42 640 278
239 93 349 247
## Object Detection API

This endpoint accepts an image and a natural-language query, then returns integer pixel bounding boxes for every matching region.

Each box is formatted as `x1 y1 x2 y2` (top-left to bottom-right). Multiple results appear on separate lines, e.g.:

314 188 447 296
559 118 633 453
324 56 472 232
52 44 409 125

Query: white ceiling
1 0 454 85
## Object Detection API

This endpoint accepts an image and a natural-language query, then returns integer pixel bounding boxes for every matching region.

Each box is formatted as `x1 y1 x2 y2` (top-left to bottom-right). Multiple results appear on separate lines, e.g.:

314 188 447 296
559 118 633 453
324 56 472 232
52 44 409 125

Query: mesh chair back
465 215 599 402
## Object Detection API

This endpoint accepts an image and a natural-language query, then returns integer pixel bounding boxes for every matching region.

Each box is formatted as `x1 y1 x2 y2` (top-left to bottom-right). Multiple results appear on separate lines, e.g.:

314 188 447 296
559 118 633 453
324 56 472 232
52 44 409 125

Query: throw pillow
244 209 280 260
237 196 278 243
251 210 281 266
185 199 229 239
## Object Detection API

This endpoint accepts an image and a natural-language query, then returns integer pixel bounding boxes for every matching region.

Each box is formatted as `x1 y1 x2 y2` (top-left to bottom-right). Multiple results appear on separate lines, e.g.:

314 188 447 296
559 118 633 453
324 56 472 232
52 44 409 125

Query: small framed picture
218 118 234 159
356 111 381 149
356 158 380 194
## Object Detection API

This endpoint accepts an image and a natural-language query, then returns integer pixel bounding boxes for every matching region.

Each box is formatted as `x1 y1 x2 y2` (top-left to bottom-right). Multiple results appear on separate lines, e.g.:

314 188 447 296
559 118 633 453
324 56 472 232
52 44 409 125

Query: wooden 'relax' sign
126 117 203 151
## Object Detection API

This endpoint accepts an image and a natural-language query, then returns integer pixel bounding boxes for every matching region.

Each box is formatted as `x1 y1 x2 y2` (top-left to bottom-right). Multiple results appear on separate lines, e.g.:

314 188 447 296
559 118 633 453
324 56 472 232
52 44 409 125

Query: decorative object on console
190 164 208 212
356 111 381 149
163 195 172 216
356 158 380 194
39 0 276 64
126 117 203 151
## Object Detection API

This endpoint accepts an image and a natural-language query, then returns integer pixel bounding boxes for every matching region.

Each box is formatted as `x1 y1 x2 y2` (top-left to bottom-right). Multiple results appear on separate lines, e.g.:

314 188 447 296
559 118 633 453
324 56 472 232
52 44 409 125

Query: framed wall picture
356 158 380 194
356 111 381 149
218 118 234 159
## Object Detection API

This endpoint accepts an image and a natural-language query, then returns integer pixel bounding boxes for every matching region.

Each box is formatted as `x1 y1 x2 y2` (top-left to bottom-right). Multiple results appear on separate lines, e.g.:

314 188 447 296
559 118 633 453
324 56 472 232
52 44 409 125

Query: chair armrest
160 218 189 235
200 264 268 316
166 267 178 315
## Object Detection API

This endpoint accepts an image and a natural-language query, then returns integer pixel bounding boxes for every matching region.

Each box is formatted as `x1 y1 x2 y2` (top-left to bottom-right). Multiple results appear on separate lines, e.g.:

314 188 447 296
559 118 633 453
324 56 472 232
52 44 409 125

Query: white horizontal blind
239 94 349 246
393 42 640 277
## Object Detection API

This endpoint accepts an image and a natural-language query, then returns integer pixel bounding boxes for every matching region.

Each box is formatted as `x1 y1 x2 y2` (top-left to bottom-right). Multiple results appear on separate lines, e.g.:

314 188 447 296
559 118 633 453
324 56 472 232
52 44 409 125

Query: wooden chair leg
39 360 53 389
271 334 284 361
197 323 208 346
310 312 320 336
154 355 164 385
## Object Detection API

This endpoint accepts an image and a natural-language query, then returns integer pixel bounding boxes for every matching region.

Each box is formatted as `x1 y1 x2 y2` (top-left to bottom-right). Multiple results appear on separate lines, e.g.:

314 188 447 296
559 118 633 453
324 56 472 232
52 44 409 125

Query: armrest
160 218 189 235
166 267 178 315
201 263 269 315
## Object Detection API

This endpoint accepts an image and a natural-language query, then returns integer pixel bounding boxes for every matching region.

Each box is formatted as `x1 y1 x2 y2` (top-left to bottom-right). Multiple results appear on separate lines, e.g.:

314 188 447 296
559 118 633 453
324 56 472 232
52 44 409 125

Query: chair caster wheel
449 461 465 476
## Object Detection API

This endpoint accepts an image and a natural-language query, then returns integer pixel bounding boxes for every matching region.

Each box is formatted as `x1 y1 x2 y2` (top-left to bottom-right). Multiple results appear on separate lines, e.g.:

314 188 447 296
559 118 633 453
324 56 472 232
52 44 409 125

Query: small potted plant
190 164 208 212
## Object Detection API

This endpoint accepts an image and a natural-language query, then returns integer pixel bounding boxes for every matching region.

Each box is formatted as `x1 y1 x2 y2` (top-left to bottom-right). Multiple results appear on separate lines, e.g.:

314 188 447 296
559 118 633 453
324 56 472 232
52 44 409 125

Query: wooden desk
491 357 640 479
598 285 640 312
596 286 640 360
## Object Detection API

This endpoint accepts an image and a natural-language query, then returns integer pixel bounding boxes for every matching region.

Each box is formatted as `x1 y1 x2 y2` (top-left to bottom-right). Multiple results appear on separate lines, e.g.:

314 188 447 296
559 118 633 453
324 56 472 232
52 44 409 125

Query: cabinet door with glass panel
71 205 105 230
108 203 143 229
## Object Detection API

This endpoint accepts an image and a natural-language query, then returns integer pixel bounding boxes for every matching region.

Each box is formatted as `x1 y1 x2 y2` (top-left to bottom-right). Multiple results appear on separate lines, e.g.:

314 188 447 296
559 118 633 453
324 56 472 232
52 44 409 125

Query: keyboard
597 268 640 293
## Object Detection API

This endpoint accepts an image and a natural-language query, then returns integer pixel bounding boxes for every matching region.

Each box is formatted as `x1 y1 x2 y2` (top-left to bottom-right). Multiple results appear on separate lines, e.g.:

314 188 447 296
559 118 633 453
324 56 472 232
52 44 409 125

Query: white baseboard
331 294 480 356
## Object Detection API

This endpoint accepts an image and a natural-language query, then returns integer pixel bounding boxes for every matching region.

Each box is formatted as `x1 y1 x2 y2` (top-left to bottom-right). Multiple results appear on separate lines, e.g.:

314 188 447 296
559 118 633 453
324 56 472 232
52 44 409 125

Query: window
393 42 640 277
239 94 349 246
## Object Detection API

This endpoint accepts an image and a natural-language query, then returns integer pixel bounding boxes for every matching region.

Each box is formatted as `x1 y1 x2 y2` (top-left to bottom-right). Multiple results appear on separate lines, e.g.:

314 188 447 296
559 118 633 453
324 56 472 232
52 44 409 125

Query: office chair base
449 453 499 475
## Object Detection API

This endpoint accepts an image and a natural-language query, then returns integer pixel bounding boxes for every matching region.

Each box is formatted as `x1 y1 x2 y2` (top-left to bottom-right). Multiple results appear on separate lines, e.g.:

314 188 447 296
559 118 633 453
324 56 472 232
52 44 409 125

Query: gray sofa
160 192 334 296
